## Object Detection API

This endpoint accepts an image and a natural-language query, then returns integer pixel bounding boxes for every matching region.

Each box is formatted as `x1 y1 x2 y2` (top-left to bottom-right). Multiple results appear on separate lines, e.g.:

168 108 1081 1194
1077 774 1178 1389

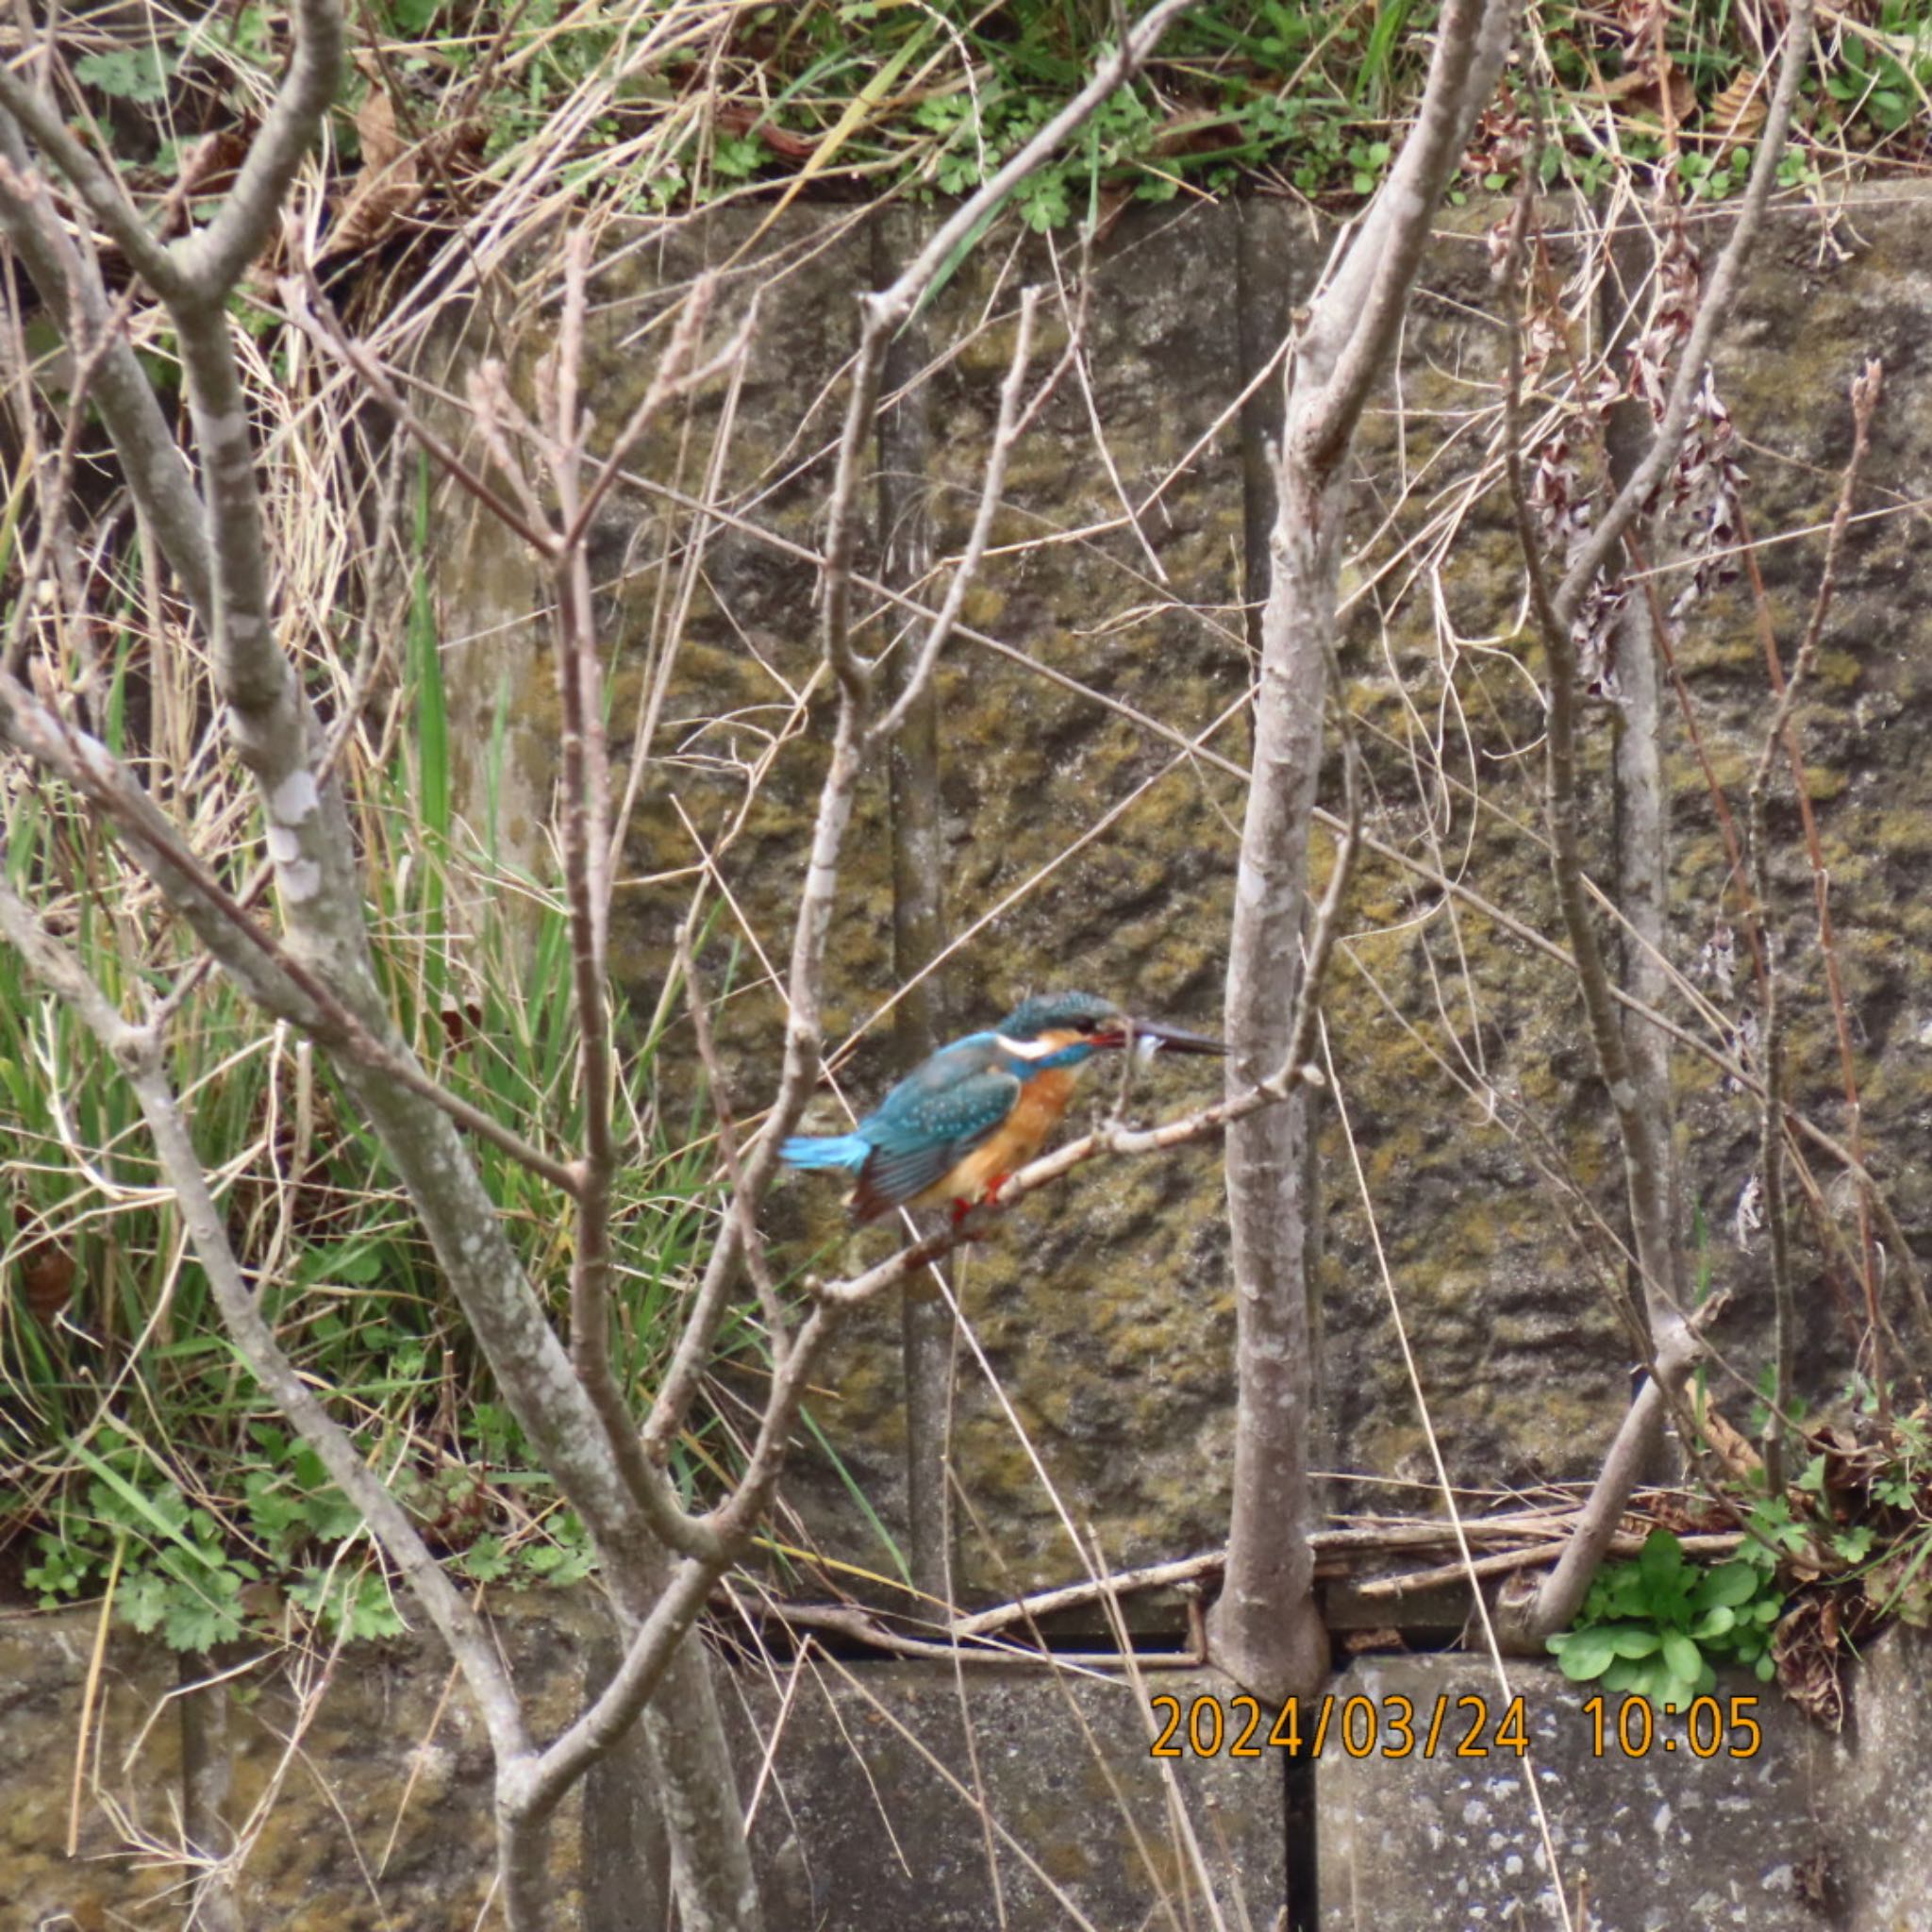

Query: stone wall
9 1598 1931 1929
434 185 1932 1601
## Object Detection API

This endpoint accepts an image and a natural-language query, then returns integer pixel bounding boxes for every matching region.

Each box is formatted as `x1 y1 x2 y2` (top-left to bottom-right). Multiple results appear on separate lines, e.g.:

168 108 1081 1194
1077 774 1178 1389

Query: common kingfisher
779 990 1225 1224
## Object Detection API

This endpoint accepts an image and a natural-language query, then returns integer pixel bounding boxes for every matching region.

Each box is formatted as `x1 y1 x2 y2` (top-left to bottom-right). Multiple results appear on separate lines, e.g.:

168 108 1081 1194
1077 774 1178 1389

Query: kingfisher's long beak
1107 1017 1228 1056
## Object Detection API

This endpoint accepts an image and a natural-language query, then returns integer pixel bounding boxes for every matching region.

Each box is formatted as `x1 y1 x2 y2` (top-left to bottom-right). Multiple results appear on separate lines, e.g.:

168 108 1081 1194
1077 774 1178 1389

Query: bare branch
1298 0 1517 470
1746 358 1882 1482
676 925 790 1351
172 0 345 299
0 128 212 614
1552 0 1817 630
0 675 587 1193
563 275 758 550
1501 165 1678 1329
1214 0 1514 1706
0 877 530 1773
867 287 1040 747
1500 48 1808 1632
1496 169 1688 1644
2 268 143 680
1500 1310 1714 1643
551 228 634 1504
507 1554 719 1830
0 70 186 299
284 273 562 557
816 0 1199 701
869 0 1200 327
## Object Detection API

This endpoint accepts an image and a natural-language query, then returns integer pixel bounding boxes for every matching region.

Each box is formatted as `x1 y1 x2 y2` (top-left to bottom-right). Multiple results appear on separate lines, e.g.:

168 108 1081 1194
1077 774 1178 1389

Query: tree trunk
874 210 956 1604
1209 459 1341 1704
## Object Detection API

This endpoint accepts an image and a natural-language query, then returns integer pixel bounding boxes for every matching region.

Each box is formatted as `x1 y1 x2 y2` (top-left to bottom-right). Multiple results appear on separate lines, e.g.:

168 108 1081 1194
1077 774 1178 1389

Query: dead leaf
1707 71 1770 147
710 101 817 162
357 82 407 173
1692 1399 1764 1487
1598 60 1698 125
1862 1542 1932 1627
18 1242 76 1321
328 86 423 258
1773 1593 1845 1731
438 999 485 1052
12 1201 76 1322
175 127 250 202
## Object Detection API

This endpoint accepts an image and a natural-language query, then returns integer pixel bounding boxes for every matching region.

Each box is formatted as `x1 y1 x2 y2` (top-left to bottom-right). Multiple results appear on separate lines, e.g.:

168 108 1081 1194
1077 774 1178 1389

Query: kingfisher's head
1000 991 1124 1050
994 991 1226 1071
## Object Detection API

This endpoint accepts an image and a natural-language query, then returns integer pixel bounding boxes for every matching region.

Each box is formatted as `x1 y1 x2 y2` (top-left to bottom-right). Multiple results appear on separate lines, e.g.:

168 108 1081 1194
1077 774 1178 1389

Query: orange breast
914 1067 1077 1208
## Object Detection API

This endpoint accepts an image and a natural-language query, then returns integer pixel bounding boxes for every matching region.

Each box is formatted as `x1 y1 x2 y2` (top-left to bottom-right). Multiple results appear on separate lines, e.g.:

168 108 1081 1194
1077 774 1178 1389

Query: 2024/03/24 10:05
1148 1693 1531 1759
1148 1692 1767 1759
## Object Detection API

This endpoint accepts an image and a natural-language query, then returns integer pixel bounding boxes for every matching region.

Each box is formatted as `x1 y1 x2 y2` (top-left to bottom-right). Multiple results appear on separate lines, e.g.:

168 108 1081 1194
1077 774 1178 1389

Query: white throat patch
995 1034 1064 1060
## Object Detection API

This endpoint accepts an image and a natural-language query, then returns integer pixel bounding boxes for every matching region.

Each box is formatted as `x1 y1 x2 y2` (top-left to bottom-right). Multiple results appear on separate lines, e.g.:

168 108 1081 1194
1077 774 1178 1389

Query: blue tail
779 1132 872 1173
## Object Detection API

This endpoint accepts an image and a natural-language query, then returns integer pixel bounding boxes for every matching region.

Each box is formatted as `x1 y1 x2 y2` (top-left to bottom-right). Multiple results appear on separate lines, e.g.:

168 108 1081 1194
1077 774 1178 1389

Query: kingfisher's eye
1073 1017 1095 1034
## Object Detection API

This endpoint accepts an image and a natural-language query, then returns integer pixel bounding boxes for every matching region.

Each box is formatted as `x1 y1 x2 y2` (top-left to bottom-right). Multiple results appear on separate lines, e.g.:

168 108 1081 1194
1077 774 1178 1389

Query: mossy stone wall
436 187 1932 1601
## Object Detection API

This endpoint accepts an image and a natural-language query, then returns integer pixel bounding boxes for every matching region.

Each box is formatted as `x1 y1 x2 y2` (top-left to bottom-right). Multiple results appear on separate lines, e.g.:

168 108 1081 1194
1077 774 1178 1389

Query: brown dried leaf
357 83 406 172
1693 1400 1765 1486
1599 60 1698 125
329 92 424 258
1707 71 1770 146
18 1242 76 1321
438 999 485 1052
709 101 816 162
11 1201 76 1321
1773 1593 1845 1731
175 127 250 202
1862 1541 1932 1627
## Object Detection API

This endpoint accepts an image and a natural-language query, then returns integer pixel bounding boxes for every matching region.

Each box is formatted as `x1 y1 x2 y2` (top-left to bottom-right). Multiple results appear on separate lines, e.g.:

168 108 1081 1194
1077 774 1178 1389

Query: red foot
949 1178 1011 1229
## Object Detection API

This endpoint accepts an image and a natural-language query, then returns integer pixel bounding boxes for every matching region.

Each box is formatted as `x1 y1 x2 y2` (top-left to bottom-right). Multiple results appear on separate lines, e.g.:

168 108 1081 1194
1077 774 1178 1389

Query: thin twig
0 875 532 1774
676 922 791 1352
0 675 584 1194
867 286 1040 746
1551 0 1818 630
1745 358 1883 1478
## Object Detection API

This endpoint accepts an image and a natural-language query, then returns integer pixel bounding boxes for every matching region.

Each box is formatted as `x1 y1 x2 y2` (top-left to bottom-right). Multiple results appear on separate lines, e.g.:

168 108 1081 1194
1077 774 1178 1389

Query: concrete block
1319 1653 1830 1931
731 1664 1284 1932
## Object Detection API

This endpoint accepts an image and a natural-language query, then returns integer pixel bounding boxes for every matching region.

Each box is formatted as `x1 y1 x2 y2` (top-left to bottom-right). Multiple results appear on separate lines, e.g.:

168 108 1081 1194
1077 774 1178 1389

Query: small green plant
1547 1528 1784 1709
1824 31 1921 138
1675 146 1751 201
1345 136 1391 196
75 42 180 104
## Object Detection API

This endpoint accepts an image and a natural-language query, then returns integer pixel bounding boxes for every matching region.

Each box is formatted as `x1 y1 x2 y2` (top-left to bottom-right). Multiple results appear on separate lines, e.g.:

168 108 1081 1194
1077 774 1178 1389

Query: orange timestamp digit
1148 1692 1531 1759
1582 1693 1764 1758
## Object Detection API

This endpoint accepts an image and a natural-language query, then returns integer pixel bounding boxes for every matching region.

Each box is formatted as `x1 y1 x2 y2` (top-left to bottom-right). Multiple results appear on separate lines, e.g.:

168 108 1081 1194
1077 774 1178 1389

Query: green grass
63 0 1932 249
0 515 760 1647
0 484 911 1643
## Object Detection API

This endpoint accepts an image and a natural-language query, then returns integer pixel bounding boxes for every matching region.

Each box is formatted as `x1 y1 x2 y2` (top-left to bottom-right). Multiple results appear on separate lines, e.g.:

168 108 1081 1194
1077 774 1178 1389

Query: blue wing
849 1038 1020 1221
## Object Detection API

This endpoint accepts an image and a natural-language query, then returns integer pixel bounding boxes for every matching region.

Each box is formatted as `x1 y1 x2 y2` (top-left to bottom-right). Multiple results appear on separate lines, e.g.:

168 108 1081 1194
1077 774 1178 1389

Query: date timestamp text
1147 1692 1765 1760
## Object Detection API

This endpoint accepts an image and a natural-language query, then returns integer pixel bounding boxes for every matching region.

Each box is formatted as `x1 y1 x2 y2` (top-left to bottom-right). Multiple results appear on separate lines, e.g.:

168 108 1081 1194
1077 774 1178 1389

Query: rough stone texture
1 1609 179 1928
2 1597 596 1932
733 1662 1283 1931
1822 1618 1932 1928
1324 1624 1932 1930
1322 1652 1825 1930
12 1603 1932 1929
0 1603 1277 1931
431 188 1932 1604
